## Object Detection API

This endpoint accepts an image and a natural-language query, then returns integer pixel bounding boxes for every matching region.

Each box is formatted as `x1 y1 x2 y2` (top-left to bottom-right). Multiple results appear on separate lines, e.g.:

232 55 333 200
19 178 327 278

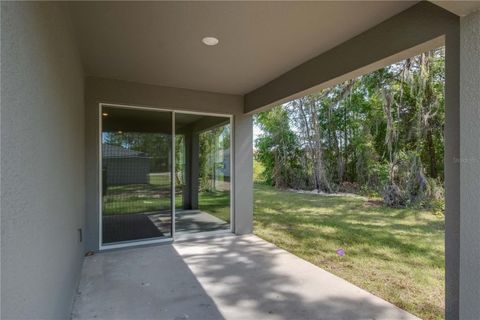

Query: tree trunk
299 98 331 192
426 129 437 178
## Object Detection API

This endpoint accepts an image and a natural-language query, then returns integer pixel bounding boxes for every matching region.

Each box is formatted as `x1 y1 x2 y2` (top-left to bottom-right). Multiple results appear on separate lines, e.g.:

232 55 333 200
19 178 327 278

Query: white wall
1 3 85 319
459 9 480 320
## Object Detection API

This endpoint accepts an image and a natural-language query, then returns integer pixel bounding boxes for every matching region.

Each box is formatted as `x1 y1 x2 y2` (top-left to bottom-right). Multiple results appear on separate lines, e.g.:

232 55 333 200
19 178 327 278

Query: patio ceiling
68 1 418 95
431 1 480 16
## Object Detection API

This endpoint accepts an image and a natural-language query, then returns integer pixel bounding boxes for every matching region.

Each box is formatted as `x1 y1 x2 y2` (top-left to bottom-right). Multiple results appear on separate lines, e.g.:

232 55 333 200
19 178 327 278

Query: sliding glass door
101 106 173 245
175 113 231 235
100 105 232 246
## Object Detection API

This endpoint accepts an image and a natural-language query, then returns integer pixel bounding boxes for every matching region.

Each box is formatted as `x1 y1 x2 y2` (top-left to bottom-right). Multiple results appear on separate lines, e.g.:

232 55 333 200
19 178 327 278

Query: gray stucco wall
459 9 480 320
444 16 461 320
1 3 85 319
233 114 253 234
85 77 251 250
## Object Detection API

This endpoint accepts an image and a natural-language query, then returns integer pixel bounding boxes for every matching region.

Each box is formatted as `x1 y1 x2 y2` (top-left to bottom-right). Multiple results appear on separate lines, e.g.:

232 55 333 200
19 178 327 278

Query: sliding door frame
98 103 234 250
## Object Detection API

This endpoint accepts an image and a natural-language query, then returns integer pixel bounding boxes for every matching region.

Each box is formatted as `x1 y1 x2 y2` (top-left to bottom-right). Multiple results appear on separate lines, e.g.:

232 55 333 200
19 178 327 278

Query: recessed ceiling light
102 112 109 117
202 36 219 46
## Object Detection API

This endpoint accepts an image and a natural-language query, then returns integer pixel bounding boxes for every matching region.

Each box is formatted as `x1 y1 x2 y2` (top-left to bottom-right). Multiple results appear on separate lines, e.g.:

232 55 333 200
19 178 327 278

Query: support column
191 133 200 209
444 16 461 320
233 113 253 234
459 10 480 319
182 132 192 209
182 131 199 210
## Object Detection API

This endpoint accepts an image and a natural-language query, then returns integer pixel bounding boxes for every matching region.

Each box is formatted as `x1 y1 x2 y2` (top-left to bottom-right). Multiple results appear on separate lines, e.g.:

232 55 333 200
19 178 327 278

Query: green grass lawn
253 183 445 320
199 191 230 222
103 184 182 215
103 183 230 223
103 179 443 319
148 173 174 187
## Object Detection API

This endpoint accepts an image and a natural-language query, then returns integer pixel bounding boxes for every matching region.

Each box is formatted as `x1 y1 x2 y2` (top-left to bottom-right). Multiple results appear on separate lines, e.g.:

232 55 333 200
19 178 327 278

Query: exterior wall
0 3 85 319
459 10 480 319
85 77 250 250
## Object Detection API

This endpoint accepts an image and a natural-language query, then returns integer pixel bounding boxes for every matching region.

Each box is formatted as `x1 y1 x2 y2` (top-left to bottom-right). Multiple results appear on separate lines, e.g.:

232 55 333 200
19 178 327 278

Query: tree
254 47 445 209
255 107 305 188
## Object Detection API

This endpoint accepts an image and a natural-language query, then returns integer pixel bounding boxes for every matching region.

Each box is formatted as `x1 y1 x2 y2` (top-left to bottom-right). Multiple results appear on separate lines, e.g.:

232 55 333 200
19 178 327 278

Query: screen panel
101 106 173 244
175 112 231 235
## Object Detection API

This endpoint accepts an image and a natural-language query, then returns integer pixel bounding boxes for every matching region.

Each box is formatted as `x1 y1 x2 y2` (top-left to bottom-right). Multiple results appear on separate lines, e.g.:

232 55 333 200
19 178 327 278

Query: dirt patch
287 188 366 199
363 199 384 208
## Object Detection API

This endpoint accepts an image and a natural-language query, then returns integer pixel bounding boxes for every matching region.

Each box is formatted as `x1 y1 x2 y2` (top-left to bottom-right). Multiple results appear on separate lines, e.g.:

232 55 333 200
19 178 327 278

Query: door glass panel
175 113 231 234
101 106 172 244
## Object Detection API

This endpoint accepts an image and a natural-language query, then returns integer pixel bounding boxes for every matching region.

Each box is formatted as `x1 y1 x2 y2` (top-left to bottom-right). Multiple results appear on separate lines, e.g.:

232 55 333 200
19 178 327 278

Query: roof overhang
71 1 478 115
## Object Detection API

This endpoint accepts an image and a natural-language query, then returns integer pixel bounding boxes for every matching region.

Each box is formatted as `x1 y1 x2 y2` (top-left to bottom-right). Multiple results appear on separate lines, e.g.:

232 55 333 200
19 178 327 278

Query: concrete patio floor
175 210 230 234
72 235 418 320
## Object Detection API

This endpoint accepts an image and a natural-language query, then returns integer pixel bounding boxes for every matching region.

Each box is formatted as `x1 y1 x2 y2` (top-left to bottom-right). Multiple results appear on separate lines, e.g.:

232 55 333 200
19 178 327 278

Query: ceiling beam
244 1 458 113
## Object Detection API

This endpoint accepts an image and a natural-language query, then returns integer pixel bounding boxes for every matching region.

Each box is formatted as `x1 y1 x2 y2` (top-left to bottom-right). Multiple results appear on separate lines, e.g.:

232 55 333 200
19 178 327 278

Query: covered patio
72 235 417 320
2 1 479 319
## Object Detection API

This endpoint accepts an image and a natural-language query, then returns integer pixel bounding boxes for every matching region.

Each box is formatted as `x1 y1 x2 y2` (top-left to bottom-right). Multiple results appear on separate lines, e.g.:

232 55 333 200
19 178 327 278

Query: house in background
102 144 151 185
1 1 479 319
221 148 230 182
